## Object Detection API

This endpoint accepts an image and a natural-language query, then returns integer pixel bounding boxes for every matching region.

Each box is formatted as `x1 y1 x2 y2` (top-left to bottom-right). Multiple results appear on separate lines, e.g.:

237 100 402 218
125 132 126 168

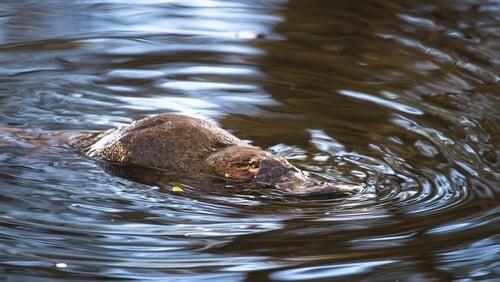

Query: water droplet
55 263 67 269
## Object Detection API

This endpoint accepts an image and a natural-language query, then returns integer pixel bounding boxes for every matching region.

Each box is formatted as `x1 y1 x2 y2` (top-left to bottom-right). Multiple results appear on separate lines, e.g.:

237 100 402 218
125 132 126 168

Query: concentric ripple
0 0 499 281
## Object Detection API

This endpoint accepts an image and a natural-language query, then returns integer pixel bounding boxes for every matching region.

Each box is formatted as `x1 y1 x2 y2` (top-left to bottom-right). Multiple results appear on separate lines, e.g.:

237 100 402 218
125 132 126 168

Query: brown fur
71 114 305 186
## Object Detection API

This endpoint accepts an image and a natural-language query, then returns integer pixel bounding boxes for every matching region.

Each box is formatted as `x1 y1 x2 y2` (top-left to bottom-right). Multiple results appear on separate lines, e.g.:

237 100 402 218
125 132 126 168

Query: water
0 0 498 281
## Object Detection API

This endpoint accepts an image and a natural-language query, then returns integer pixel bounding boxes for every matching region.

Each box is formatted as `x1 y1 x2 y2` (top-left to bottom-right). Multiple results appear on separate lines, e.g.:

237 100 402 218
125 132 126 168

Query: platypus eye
250 161 260 169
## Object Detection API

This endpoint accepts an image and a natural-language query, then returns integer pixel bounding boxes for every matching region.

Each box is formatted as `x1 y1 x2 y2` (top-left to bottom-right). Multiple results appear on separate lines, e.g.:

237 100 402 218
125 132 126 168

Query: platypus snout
253 158 299 182
271 170 360 197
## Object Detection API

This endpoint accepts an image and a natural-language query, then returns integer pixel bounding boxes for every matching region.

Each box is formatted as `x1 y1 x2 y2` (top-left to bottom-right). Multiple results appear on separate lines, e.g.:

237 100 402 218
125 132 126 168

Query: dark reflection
0 0 499 281
96 161 357 201
98 161 262 193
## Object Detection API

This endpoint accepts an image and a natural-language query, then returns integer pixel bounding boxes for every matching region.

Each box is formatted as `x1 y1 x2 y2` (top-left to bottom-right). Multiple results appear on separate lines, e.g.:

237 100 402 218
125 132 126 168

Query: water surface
0 0 499 281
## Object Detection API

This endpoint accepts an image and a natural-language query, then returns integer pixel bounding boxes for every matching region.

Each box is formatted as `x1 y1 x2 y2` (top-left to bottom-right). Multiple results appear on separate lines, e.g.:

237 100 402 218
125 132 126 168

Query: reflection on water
0 0 499 281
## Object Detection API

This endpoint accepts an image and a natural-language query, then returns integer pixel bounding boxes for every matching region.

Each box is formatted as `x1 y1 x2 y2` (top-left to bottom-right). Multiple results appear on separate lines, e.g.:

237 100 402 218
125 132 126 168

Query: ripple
270 260 396 281
338 90 424 116
0 0 499 281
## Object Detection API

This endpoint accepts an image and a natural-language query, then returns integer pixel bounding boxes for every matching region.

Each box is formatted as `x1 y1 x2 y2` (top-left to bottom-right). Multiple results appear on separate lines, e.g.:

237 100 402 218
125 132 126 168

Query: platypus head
205 146 313 190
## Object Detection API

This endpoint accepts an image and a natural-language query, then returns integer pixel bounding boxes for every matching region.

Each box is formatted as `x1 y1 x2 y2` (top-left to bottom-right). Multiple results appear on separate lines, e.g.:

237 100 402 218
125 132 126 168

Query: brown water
0 0 499 281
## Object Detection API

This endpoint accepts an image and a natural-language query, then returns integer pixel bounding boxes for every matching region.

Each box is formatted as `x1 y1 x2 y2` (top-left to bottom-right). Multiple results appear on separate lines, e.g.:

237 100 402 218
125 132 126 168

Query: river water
0 0 499 281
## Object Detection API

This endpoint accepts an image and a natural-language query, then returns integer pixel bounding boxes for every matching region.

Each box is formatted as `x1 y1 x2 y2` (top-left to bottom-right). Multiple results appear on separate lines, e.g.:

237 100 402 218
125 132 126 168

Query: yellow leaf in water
172 186 183 192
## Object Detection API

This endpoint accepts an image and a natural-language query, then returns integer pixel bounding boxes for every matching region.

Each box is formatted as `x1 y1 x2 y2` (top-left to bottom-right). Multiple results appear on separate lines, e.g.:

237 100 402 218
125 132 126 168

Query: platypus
70 114 353 194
